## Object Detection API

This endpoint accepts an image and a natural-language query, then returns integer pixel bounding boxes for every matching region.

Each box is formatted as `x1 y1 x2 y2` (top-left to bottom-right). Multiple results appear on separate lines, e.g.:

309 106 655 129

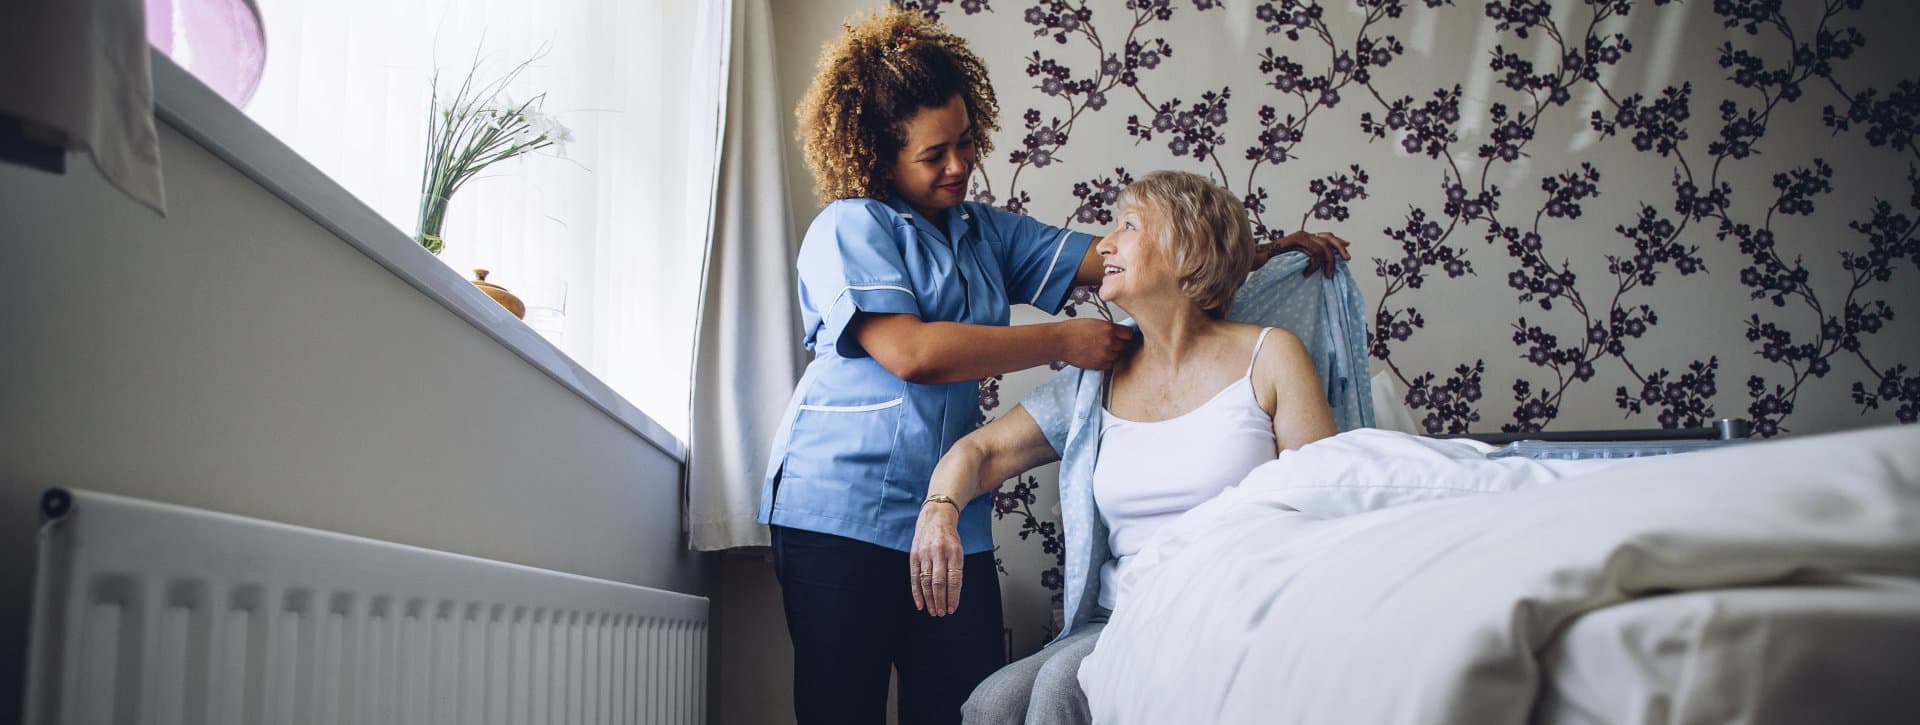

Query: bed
1535 575 1920 724
1073 426 1920 724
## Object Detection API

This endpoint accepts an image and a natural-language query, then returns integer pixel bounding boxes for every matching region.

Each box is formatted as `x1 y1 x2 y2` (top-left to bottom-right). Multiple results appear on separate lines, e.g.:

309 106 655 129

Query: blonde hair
795 8 999 205
1115 171 1255 317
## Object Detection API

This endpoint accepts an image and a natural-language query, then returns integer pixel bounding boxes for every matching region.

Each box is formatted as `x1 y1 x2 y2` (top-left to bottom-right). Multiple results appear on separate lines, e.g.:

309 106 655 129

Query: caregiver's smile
890 93 978 226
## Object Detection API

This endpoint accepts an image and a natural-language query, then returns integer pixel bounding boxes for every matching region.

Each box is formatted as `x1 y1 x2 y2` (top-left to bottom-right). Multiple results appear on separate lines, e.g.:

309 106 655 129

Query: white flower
519 109 574 156
512 110 548 148
542 116 574 146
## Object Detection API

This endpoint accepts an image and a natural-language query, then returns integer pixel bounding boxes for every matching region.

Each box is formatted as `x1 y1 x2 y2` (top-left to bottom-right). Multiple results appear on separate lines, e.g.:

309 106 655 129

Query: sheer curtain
243 0 726 441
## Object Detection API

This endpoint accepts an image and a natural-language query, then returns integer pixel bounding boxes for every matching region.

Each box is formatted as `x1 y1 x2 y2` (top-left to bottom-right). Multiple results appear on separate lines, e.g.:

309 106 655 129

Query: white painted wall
0 121 708 717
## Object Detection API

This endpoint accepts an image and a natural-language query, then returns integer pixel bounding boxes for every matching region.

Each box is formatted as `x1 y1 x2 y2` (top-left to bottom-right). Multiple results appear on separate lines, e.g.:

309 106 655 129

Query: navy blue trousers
772 525 1005 725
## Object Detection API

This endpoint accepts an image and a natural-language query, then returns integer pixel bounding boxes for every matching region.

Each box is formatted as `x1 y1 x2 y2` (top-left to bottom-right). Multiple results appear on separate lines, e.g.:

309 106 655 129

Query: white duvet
1077 426 1920 724
1535 574 1920 724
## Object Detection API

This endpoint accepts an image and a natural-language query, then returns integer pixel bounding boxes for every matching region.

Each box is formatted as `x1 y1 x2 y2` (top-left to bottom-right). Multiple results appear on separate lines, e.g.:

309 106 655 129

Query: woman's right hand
1057 319 1134 371
910 500 966 616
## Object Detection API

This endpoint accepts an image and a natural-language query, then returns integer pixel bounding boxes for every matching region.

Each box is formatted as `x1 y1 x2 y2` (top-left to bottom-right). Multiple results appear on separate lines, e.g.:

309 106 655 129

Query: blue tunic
759 195 1096 553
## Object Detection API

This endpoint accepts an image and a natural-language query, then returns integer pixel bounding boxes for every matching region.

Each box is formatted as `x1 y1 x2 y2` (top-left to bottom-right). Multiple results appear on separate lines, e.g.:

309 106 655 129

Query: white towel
0 0 166 213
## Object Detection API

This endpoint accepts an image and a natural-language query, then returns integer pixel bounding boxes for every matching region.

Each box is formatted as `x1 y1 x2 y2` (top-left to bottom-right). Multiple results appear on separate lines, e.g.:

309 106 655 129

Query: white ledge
149 51 688 462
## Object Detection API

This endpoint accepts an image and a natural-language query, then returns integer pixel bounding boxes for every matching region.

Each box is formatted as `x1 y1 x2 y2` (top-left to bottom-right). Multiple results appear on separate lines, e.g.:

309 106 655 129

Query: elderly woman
907 170 1341 724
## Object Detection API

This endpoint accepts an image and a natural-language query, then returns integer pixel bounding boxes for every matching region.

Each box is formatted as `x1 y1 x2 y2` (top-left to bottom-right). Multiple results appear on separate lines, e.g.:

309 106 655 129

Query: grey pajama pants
960 623 1106 725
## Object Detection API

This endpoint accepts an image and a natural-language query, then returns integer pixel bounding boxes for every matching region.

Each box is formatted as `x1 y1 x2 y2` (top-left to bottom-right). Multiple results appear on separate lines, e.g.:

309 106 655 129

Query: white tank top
1094 328 1280 610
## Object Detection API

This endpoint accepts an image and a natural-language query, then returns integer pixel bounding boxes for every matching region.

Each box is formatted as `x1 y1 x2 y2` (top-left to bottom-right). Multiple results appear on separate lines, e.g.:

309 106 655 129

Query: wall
0 121 707 718
952 0 1920 660
735 0 1920 718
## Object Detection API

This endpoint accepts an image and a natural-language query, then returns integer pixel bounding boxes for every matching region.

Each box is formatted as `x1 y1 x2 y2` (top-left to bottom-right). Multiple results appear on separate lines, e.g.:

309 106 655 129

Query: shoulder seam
830 198 907 227
1030 228 1076 305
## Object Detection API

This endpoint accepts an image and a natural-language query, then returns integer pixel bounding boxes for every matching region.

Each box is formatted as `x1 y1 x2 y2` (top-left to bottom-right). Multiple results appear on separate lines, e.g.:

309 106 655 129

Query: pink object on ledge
146 0 265 108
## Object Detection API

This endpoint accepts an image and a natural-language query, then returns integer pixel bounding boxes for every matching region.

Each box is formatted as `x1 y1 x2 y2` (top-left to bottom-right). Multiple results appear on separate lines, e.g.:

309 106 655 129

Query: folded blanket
1079 426 1920 724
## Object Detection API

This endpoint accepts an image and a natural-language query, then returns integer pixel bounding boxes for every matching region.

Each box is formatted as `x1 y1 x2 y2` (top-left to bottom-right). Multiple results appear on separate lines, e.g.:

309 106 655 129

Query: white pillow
1234 428 1616 518
1125 430 1619 597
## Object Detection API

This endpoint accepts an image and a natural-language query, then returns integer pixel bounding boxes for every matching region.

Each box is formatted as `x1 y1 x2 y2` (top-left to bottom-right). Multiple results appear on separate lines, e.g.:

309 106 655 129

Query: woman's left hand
1263 230 1354 278
909 501 966 617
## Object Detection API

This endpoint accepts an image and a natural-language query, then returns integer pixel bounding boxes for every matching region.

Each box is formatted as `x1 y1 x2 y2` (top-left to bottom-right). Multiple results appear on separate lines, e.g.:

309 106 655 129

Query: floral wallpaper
887 0 1918 659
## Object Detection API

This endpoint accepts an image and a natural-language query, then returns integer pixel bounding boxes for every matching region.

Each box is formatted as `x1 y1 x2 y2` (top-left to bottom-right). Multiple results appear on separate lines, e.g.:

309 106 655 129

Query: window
176 0 726 441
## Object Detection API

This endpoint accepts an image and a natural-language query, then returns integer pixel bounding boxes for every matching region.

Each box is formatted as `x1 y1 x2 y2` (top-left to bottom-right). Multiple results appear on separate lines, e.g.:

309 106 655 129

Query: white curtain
243 0 727 441
0 0 164 212
686 0 800 550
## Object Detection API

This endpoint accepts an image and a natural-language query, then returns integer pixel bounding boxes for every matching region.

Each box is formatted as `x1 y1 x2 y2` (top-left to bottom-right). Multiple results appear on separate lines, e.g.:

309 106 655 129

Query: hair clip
882 23 916 57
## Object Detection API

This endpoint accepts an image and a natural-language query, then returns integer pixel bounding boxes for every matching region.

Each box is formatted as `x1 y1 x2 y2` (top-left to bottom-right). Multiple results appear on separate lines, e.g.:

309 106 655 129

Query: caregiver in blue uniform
759 9 1351 724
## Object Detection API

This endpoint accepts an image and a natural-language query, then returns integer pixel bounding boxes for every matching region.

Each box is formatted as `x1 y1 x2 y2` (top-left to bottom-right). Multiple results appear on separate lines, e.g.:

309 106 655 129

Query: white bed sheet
1537 574 1920 725
1077 425 1920 725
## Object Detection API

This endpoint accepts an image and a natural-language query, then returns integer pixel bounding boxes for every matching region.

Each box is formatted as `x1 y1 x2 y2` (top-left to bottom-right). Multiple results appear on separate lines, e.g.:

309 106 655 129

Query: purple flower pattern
895 0 1917 655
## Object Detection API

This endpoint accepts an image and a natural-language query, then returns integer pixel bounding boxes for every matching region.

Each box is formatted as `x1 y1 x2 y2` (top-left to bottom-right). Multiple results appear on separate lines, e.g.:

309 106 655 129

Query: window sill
150 50 688 463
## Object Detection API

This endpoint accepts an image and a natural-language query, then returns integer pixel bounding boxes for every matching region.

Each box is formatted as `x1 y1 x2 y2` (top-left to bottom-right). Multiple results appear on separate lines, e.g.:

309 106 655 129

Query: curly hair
795 8 1000 205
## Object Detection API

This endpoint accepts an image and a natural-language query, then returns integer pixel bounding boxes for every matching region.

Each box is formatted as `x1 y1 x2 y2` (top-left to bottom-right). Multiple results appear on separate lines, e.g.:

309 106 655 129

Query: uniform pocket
796 397 904 413
780 397 904 487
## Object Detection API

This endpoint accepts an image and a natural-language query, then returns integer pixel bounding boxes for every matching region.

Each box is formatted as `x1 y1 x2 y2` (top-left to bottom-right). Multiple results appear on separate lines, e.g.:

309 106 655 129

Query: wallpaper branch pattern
890 0 1917 651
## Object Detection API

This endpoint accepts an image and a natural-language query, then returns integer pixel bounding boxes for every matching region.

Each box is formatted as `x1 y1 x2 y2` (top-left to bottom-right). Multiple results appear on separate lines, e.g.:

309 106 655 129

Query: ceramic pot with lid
470 269 526 319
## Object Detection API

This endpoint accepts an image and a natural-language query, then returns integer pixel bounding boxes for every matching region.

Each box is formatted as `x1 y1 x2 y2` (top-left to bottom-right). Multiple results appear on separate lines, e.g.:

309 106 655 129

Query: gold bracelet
923 494 959 513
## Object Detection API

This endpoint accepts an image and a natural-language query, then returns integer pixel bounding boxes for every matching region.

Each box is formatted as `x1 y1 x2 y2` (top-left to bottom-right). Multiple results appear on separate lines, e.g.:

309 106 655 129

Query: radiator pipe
41 488 73 524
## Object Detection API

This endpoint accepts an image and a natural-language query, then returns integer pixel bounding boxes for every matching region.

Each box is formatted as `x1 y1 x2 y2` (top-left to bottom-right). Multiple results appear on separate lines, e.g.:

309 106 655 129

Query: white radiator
23 488 708 725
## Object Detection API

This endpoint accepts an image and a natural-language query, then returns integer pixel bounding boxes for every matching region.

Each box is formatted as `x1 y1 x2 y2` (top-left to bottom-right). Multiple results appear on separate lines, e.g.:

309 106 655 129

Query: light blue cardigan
1018 254 1373 643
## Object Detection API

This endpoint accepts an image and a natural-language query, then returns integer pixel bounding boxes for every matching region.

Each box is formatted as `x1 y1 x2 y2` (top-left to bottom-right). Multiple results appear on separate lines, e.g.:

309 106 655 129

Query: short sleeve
981 206 1096 315
1019 366 1082 456
796 202 922 358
